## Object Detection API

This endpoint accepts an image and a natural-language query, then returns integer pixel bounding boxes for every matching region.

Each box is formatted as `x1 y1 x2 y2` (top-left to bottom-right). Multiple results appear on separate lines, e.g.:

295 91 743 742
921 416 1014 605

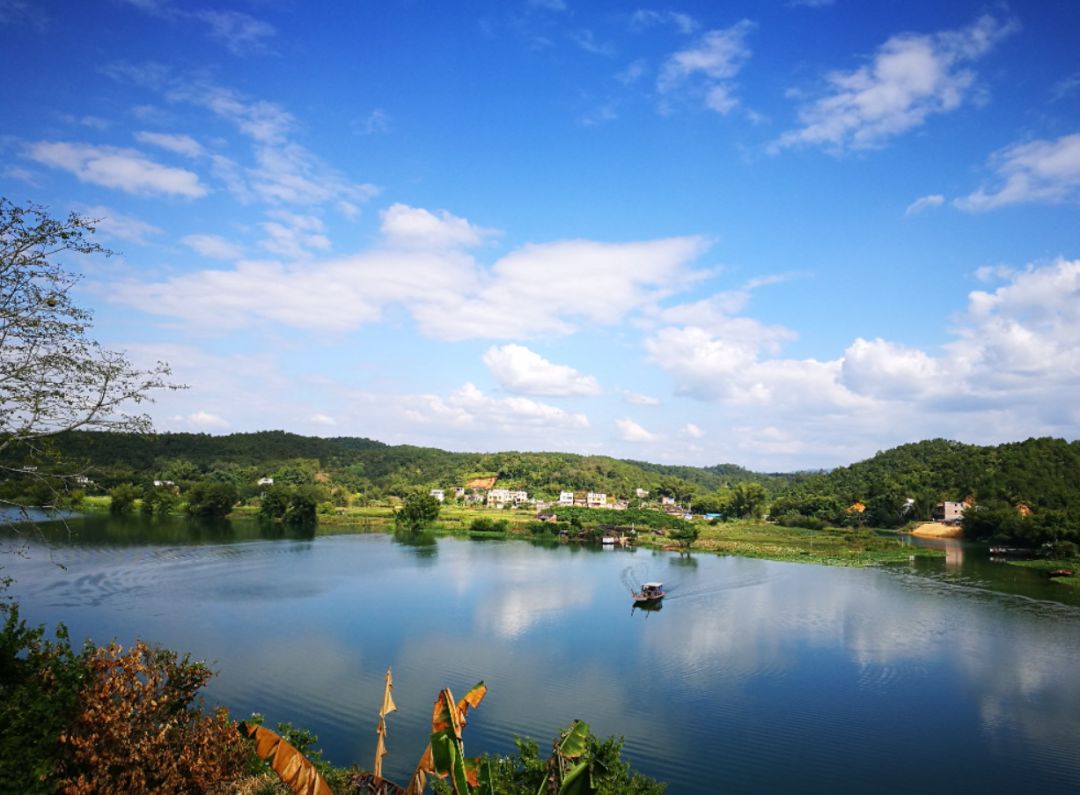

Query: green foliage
395 491 441 532
669 525 700 549
140 483 180 516
185 480 239 520
108 482 140 514
0 602 88 793
473 723 666 795
1 199 174 528
469 517 509 533
259 483 322 527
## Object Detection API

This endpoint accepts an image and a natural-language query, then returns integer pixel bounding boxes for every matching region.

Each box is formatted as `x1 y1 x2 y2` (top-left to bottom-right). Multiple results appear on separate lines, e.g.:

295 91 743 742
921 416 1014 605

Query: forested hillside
3 430 795 501
5 432 1077 546
772 437 1080 544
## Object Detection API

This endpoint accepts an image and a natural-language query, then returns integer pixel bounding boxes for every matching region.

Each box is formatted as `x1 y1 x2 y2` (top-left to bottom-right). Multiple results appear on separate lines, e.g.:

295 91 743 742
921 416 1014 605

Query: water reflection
4 520 1080 794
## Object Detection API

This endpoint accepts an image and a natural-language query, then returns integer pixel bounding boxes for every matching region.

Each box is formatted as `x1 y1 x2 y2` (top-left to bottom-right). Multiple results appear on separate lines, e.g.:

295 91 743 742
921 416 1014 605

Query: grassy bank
1007 559 1080 588
637 520 940 566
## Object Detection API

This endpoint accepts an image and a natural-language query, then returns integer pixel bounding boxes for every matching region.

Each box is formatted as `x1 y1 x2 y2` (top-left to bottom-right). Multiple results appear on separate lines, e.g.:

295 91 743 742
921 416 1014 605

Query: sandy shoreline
910 522 964 539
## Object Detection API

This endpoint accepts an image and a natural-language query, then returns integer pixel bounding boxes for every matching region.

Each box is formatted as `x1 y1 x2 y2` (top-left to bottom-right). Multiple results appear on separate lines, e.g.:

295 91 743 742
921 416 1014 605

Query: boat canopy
642 582 663 589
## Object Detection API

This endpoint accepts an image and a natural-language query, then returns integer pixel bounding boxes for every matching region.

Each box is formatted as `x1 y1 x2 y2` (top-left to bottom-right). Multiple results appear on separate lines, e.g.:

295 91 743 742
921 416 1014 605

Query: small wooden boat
632 582 665 604
1048 569 1075 578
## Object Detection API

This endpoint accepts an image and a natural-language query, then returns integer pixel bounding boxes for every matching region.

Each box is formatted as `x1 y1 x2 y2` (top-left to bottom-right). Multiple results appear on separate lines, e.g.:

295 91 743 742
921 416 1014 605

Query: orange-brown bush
55 640 247 794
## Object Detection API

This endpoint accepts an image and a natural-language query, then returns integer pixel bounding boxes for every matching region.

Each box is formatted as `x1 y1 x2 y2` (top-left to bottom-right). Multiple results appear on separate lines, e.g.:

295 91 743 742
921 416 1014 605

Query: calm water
5 516 1080 794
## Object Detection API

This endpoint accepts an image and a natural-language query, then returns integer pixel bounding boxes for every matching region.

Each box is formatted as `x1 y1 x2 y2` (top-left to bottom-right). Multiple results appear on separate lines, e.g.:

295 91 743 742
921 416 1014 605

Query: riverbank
910 521 964 538
71 498 945 568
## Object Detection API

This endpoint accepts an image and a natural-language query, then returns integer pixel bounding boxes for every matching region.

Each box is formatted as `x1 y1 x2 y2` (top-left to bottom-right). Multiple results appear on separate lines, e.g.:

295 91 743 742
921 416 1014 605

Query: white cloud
616 417 659 442
182 233 245 260
259 210 331 259
658 21 754 114
111 246 478 333
839 337 945 399
483 344 601 396
357 108 391 135
643 258 1080 466
25 141 207 197
954 133 1080 211
413 235 710 340
134 130 204 158
308 413 336 426
630 10 698 35
84 205 162 243
194 10 275 56
905 194 944 216
682 422 705 438
773 15 1016 153
405 383 588 431
622 390 660 406
160 80 379 208
115 222 711 341
380 203 498 249
187 410 229 429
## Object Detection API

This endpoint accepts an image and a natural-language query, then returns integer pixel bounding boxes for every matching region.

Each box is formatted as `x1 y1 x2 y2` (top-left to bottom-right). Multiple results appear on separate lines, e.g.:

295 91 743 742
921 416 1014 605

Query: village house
660 496 675 506
257 477 274 486
635 488 649 499
587 492 607 508
933 501 967 523
429 489 445 502
487 488 529 507
558 491 574 506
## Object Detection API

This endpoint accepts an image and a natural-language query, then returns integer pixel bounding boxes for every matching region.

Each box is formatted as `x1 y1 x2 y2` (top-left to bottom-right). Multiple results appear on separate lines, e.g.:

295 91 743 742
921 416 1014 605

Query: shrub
55 640 247 794
0 603 88 794
185 480 239 520
108 483 140 514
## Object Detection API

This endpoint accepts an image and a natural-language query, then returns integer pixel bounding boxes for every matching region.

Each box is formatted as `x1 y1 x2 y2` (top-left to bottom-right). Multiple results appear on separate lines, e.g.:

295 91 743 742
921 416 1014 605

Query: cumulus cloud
905 194 945 216
25 141 207 197
185 410 229 429
773 14 1016 152
954 133 1080 211
413 235 710 340
112 224 710 340
658 21 754 114
405 383 589 431
617 417 659 442
483 345 601 396
380 203 498 249
682 423 705 438
112 246 476 333
645 258 1080 464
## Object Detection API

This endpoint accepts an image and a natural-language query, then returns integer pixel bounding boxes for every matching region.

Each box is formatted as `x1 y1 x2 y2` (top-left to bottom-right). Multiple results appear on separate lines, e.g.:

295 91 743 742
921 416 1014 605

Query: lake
5 515 1080 794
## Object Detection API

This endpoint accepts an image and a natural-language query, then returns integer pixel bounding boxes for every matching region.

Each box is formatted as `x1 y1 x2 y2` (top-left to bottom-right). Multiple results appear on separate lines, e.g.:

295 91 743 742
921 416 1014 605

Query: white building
558 491 574 506
587 492 607 508
635 488 649 499
430 489 445 502
488 488 529 507
257 477 274 486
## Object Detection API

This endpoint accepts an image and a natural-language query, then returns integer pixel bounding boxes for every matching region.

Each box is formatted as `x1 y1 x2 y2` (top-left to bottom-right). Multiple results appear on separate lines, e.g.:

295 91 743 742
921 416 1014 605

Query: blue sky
2 0 1079 471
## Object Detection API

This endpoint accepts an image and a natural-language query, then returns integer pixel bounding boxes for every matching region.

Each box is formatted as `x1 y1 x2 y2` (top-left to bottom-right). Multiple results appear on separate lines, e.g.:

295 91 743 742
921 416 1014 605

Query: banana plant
240 721 334 795
538 720 596 795
406 682 490 795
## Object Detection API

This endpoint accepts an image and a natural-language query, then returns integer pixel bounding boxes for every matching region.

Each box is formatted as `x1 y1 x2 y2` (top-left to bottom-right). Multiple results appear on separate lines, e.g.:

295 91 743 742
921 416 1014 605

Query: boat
632 582 665 604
